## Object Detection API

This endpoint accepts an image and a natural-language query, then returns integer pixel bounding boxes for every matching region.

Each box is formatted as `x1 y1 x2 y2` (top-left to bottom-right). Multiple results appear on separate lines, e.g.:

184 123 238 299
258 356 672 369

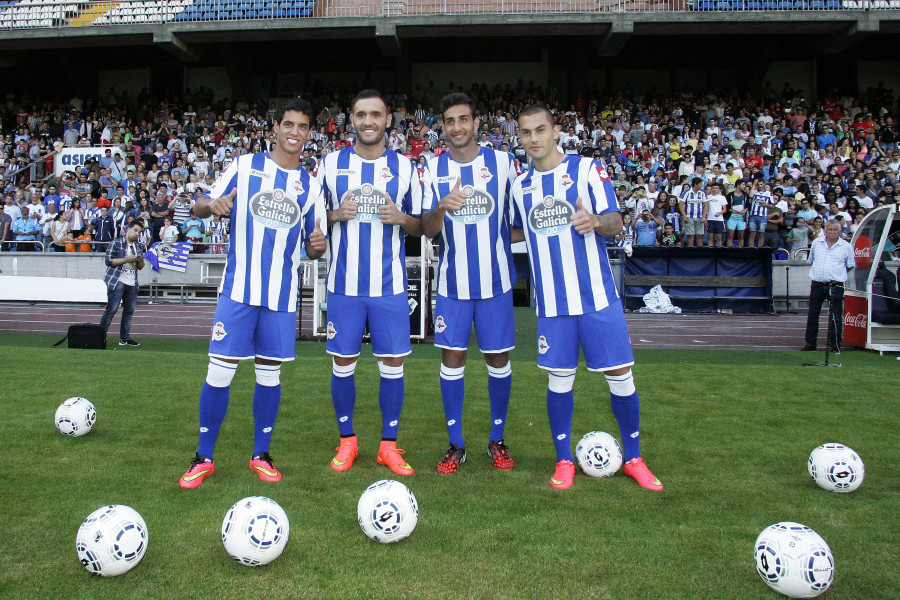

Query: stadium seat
824 0 842 7
714 1 731 9
809 0 825 7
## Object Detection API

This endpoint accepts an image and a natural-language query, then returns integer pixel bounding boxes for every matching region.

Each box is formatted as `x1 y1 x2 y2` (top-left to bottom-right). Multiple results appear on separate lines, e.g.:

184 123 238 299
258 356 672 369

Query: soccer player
420 93 517 475
510 105 663 491
178 99 327 489
317 89 423 476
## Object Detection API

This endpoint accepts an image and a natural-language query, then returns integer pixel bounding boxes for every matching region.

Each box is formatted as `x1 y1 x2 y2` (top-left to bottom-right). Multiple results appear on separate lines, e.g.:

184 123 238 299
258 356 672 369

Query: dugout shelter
844 204 900 353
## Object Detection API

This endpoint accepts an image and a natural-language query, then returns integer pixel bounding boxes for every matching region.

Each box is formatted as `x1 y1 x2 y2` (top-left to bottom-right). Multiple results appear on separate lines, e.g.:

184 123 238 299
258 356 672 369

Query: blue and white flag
145 241 192 272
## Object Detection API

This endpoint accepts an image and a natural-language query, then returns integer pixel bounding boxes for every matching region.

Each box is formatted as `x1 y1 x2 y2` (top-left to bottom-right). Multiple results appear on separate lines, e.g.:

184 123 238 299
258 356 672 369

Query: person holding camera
99 220 146 347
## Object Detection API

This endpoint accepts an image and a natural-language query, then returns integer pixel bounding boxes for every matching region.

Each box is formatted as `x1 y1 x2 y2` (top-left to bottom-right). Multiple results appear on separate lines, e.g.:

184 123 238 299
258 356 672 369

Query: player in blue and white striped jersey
420 93 518 475
678 178 708 247
510 105 663 492
178 99 327 489
317 89 423 477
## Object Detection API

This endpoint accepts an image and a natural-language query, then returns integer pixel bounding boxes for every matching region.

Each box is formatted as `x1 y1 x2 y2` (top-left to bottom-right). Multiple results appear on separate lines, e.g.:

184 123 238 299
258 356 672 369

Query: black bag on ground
53 323 107 349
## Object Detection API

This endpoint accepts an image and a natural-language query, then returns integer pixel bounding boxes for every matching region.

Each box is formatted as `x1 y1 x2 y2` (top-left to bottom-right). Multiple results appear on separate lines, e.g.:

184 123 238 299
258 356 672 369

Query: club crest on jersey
448 188 495 224
249 188 301 229
478 167 493 183
326 321 337 339
560 173 574 190
435 315 447 333
380 167 394 182
212 321 227 341
349 183 389 222
528 196 574 236
292 179 305 196
538 335 550 354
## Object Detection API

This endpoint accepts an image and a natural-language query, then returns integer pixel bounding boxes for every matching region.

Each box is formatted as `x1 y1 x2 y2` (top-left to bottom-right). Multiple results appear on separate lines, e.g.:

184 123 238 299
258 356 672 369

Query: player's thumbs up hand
571 196 596 235
308 216 327 254
210 188 236 216
439 177 466 212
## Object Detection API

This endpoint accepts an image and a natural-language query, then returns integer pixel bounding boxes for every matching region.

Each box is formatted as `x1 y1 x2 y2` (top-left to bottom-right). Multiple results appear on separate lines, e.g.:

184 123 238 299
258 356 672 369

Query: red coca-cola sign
843 312 867 328
843 294 868 348
854 235 873 269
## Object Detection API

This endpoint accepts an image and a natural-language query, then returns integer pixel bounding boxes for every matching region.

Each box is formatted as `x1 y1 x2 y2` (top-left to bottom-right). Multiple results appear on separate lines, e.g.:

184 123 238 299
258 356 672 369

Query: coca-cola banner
854 236 873 269
843 294 868 348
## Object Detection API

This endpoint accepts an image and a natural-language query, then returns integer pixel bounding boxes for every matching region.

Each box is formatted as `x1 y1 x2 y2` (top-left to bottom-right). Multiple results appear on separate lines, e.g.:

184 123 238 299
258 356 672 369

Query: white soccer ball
357 480 418 544
754 522 834 598
575 431 623 478
75 505 148 577
808 443 865 493
55 397 96 437
221 496 290 566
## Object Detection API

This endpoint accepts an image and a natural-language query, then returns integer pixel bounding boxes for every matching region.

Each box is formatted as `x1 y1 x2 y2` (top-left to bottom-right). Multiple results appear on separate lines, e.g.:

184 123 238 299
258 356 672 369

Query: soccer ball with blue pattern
222 496 290 566
575 431 623 478
808 443 865 493
55 397 96 437
754 522 834 598
357 480 418 544
76 505 148 577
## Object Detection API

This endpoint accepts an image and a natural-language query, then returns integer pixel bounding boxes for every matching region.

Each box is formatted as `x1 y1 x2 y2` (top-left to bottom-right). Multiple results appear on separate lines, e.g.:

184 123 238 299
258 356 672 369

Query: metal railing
0 0 883 31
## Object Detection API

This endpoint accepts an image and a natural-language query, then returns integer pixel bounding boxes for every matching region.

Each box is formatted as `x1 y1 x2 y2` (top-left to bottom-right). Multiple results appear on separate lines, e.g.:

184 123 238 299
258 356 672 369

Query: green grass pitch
0 317 897 599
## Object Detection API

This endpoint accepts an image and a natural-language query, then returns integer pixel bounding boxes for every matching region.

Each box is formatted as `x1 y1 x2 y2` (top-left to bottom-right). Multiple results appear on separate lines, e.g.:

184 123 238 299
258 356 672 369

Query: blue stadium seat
693 0 714 9
824 0 842 7
809 0 825 7
762 1 778 8
715 1 731 9
299 5 312 15
730 1 746 8
777 0 795 8
745 0 762 7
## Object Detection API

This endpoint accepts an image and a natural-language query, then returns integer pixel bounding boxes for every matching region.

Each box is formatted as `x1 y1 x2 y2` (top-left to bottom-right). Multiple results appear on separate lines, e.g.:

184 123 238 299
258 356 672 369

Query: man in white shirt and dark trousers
803 221 854 353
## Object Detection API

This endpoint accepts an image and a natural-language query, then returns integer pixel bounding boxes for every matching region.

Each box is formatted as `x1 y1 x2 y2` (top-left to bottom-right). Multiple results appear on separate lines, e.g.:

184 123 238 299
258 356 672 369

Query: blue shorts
326 291 412 358
726 214 746 231
748 215 768 232
536 301 635 372
434 290 515 353
706 220 725 234
208 295 297 362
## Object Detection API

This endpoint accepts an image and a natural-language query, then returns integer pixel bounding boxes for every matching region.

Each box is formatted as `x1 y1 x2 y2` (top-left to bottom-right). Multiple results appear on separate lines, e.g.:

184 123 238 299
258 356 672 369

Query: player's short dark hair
352 89 388 112
518 104 555 126
274 99 315 126
439 93 476 120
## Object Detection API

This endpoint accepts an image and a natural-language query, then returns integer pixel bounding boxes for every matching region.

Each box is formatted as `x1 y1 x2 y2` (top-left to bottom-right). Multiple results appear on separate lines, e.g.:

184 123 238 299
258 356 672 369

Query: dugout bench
623 247 774 313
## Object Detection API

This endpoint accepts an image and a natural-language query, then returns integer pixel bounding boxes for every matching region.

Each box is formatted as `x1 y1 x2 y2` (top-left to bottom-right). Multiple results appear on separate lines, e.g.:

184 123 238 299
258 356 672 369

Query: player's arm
194 161 239 219
510 227 525 243
421 178 465 238
572 196 622 236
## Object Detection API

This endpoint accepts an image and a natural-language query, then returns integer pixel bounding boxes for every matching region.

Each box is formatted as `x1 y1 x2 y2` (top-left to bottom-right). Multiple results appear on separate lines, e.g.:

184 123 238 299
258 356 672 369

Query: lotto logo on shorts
212 321 227 341
538 335 550 354
435 316 447 333
327 321 337 339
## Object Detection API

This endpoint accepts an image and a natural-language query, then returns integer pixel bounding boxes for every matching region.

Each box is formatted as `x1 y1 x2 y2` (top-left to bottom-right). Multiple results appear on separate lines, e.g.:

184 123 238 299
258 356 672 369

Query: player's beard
356 127 386 148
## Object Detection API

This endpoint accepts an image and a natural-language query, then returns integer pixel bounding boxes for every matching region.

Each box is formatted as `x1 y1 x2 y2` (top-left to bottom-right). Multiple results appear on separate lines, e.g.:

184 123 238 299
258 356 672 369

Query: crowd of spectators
0 80 898 257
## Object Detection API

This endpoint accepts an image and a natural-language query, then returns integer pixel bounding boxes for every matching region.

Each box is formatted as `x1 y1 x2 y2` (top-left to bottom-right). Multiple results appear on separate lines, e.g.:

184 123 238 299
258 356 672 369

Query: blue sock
440 364 465 447
547 389 574 462
607 372 641 461
198 382 230 459
252 383 281 457
379 364 404 439
487 362 512 442
331 362 357 437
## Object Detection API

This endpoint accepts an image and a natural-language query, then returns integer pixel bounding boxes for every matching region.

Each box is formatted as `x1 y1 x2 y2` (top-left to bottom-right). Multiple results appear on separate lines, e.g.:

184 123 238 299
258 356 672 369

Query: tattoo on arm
595 212 623 237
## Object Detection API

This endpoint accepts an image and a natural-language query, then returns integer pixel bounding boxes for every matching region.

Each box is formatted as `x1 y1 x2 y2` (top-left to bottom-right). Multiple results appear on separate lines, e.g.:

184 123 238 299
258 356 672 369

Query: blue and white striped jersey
679 188 708 219
421 148 517 300
511 155 621 318
317 147 423 297
204 152 325 313
751 190 773 217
